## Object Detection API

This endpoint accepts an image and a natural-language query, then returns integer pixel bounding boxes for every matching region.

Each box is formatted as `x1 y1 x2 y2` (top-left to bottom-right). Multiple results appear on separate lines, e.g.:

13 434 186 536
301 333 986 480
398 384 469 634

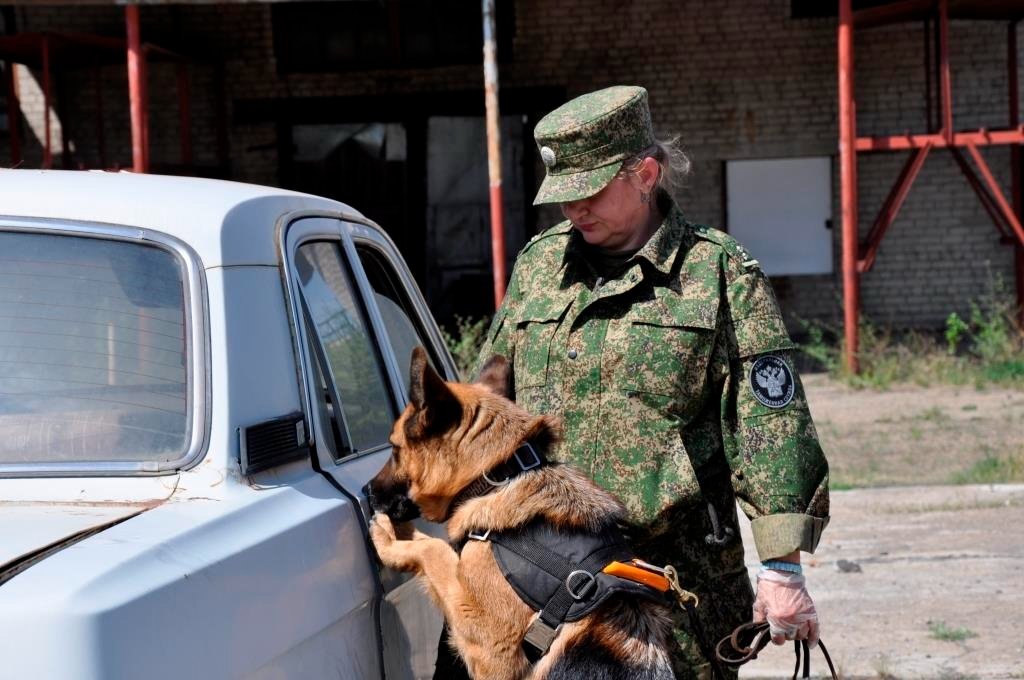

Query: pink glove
752 569 820 647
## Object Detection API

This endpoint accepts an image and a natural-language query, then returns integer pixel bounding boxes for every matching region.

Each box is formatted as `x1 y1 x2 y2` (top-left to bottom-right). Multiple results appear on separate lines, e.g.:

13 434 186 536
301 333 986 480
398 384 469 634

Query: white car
0 170 452 680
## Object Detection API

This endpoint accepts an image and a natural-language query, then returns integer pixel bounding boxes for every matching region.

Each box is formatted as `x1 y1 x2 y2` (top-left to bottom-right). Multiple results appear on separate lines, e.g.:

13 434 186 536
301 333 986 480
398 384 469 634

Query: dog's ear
475 354 513 399
407 346 461 438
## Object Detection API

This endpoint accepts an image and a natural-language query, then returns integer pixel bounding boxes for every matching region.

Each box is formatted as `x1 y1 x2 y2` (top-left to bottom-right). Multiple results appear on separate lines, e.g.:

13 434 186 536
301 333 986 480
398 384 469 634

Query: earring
640 190 651 204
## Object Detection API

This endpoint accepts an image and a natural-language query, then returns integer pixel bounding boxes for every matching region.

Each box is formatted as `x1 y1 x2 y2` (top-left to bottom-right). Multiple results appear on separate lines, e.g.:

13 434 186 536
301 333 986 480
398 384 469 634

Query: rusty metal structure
838 0 1024 372
482 0 507 308
0 8 205 173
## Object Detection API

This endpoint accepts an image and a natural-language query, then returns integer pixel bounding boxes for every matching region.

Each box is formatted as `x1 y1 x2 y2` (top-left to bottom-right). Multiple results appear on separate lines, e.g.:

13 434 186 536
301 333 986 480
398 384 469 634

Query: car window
356 244 441 392
0 230 189 465
294 240 395 456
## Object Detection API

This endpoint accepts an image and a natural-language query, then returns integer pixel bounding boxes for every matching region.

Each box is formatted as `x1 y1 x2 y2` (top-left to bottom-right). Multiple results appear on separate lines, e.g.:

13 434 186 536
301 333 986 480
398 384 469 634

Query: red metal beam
92 66 106 168
965 142 1024 248
482 0 506 308
41 34 51 169
4 61 20 166
856 128 1024 150
1009 20 1024 324
858 144 932 273
839 0 860 373
950 146 1016 242
938 0 953 143
854 0 934 29
176 62 192 168
924 17 934 132
125 6 148 173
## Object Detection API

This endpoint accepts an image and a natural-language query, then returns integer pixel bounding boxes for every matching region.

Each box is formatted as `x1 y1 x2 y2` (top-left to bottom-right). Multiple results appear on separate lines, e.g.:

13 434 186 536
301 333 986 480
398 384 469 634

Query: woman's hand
752 568 820 646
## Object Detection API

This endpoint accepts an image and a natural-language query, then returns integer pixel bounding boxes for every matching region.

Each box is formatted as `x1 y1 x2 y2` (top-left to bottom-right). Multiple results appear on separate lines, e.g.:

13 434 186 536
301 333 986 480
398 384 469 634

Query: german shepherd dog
367 348 676 680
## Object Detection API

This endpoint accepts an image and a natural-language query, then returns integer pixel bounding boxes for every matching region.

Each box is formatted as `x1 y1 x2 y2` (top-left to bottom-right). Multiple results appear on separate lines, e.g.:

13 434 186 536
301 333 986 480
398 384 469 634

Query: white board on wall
725 156 833 276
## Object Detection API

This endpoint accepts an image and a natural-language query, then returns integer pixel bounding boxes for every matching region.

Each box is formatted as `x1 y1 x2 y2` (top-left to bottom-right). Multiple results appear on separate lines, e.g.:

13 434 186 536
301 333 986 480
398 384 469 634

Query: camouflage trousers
630 478 754 680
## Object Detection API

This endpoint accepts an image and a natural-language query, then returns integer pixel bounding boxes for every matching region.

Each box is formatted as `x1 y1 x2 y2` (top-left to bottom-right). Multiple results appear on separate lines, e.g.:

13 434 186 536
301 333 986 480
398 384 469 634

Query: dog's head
366 346 556 523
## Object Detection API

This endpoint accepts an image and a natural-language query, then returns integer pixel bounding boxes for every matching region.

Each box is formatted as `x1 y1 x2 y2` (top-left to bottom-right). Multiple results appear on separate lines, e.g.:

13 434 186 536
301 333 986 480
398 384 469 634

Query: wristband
761 560 802 574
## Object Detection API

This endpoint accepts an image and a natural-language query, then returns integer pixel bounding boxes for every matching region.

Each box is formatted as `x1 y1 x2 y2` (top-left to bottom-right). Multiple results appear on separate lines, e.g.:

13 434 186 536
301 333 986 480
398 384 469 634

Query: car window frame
280 212 457 468
0 217 210 478
349 232 452 384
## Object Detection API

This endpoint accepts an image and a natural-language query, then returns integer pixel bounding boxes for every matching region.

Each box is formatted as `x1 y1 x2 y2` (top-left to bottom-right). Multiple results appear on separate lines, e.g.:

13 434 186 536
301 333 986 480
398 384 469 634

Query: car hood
0 503 159 579
0 477 177 579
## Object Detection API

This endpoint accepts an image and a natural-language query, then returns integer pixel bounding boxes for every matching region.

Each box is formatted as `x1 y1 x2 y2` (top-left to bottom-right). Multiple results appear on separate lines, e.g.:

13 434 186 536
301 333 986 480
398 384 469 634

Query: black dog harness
455 443 671 662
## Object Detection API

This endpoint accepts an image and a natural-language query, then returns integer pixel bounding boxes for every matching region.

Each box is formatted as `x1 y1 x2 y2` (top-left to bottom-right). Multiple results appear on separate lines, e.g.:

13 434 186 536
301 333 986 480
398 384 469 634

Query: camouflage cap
532 85 654 206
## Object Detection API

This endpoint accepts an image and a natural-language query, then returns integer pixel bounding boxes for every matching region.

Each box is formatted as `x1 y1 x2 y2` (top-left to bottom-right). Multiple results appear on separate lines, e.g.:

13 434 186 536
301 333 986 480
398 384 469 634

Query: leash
714 621 838 680
659 565 837 680
661 565 729 680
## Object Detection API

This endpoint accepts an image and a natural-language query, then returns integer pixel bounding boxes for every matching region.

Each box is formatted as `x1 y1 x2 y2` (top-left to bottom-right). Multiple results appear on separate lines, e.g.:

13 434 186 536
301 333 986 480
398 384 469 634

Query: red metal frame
839 0 860 372
0 21 196 174
1010 21 1024 326
839 0 1024 372
126 7 147 173
4 60 20 166
41 34 51 168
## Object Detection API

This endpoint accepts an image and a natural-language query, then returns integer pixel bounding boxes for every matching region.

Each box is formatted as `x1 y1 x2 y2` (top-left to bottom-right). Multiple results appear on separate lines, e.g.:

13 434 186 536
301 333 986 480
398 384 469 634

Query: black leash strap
680 600 728 680
715 621 838 680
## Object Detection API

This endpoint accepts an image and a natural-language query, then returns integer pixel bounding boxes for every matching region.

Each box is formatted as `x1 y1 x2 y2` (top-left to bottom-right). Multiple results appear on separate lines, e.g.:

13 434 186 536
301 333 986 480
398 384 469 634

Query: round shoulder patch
749 355 795 408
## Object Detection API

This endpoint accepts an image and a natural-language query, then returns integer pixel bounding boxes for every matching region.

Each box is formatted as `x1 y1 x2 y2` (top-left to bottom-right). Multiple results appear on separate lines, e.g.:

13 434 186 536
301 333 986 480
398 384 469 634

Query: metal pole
839 0 860 373
41 35 51 169
93 66 106 168
126 6 148 173
482 0 507 308
1009 21 1024 325
177 62 192 168
938 0 953 143
4 61 20 166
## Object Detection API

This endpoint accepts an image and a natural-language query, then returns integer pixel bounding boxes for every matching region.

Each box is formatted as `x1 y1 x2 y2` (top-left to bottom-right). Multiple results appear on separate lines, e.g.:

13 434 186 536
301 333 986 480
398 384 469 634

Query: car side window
356 244 441 393
294 241 395 457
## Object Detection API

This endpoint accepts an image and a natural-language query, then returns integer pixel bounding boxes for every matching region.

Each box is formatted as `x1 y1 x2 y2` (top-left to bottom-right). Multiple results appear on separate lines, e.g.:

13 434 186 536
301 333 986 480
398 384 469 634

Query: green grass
927 620 978 642
950 451 1024 485
798 278 1024 391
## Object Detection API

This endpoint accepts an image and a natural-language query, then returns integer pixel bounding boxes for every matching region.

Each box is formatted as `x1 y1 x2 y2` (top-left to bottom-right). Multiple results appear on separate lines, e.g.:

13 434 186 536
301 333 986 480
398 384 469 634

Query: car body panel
0 170 452 679
0 462 379 680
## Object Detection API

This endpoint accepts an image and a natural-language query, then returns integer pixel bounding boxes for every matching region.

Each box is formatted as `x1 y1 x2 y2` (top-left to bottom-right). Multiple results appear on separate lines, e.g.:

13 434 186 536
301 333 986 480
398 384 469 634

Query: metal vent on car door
238 413 309 474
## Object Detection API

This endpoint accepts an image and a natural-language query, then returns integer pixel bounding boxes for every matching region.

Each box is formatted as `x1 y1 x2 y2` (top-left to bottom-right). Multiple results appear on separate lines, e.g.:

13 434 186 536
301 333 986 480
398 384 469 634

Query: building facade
1 0 1021 331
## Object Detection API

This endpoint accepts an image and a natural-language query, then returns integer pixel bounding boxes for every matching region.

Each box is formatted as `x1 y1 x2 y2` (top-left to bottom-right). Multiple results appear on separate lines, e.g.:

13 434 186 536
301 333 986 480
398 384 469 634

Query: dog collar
445 441 548 521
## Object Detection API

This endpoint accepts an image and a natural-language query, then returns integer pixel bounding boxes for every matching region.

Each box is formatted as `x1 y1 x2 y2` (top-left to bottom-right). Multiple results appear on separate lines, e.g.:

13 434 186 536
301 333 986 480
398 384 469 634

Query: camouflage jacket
475 203 829 561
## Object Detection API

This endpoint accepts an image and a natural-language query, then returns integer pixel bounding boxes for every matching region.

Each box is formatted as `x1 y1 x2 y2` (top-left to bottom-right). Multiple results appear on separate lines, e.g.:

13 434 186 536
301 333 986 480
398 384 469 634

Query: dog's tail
544 599 675 680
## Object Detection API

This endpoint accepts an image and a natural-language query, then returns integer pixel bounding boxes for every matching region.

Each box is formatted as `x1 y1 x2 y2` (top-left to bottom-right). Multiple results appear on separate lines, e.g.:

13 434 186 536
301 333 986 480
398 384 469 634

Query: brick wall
3 0 1021 329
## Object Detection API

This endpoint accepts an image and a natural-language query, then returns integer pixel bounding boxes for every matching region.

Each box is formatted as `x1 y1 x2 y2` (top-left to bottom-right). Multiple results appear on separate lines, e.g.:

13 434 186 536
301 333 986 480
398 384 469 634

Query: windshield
0 230 190 466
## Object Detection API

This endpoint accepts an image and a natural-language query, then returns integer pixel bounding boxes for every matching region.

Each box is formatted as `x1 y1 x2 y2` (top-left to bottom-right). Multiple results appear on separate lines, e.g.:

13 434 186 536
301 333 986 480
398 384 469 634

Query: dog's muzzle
364 479 421 522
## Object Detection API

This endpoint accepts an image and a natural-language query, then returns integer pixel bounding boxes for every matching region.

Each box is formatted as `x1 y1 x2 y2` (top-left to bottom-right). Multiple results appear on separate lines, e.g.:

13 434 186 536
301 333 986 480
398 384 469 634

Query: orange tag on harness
602 560 671 592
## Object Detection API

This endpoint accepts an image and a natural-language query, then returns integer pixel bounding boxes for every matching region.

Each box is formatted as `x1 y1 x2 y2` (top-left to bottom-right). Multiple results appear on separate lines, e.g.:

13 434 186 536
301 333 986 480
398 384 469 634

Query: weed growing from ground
927 620 978 642
441 315 492 379
799 278 1023 390
950 448 1024 485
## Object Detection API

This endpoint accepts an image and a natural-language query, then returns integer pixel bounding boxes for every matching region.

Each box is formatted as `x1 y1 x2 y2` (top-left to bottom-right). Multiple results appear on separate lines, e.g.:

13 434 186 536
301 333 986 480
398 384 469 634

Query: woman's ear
631 156 661 194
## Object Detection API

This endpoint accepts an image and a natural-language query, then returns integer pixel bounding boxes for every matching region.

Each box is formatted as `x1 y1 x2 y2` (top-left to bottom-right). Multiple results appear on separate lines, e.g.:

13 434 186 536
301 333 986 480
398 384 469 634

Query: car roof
0 170 364 267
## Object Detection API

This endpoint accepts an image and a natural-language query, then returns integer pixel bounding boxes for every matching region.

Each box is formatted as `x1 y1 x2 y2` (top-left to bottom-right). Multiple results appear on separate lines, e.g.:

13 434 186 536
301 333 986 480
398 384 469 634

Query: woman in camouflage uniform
469 85 830 679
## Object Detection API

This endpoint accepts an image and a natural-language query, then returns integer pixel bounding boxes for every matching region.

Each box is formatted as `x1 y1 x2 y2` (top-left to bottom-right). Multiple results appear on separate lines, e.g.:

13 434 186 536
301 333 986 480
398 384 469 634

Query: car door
281 214 456 680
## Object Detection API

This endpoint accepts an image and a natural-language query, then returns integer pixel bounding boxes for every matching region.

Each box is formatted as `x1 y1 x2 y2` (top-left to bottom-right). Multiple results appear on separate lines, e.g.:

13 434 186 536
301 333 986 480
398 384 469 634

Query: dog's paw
370 515 422 572
370 513 397 549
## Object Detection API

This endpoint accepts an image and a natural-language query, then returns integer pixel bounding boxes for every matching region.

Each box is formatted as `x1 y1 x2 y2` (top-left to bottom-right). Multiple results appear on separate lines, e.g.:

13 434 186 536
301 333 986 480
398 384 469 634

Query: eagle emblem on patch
749 355 795 408
540 145 556 168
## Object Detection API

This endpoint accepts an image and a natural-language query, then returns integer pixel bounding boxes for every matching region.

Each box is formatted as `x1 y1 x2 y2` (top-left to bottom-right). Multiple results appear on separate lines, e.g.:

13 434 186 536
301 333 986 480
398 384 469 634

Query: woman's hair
621 136 691 198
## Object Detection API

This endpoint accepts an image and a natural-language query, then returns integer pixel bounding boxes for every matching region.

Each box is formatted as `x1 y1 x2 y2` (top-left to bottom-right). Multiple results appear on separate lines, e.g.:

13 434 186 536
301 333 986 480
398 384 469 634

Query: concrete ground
737 484 1024 679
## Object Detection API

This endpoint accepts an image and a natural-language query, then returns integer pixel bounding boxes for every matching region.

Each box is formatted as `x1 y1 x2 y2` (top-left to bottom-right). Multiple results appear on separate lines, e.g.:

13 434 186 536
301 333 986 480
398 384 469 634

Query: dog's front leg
371 516 526 679
370 514 464 607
